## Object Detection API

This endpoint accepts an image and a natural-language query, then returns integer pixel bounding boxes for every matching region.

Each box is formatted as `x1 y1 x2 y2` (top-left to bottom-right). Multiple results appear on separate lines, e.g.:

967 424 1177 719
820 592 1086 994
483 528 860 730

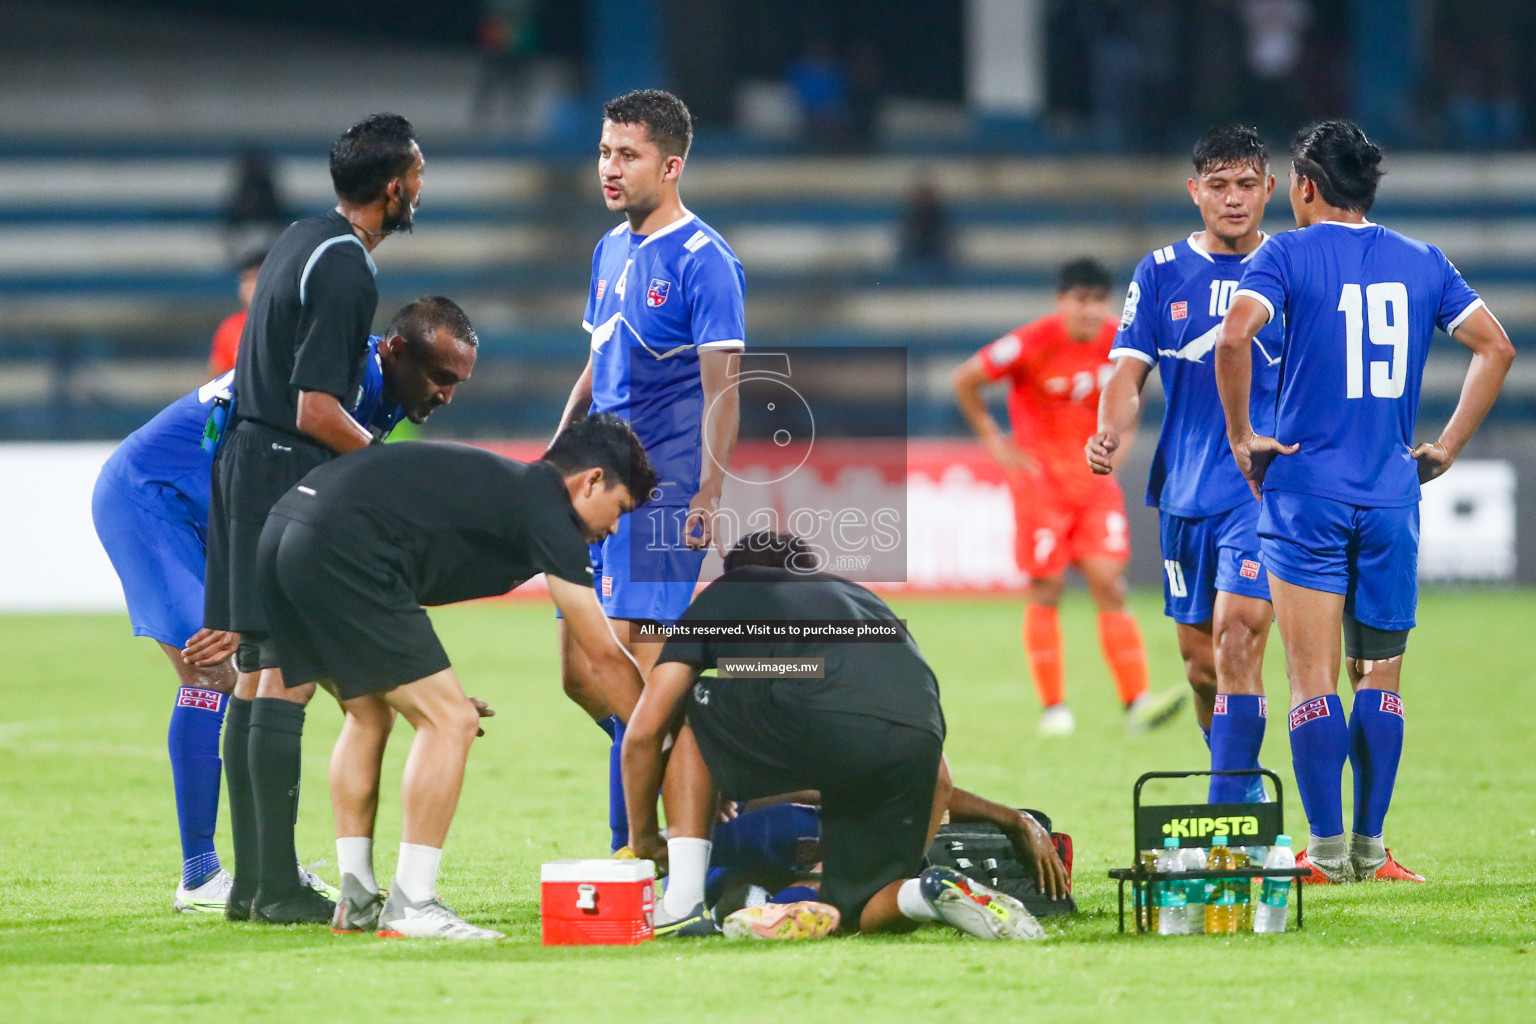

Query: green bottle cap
1163 837 1179 847
1276 834 1292 847
1212 834 1229 845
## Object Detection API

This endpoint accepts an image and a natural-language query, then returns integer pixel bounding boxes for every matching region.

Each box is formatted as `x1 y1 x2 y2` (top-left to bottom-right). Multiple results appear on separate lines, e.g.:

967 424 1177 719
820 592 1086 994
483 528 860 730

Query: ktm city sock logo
1214 694 1227 714
1381 692 1404 717
176 687 224 711
1289 696 1331 729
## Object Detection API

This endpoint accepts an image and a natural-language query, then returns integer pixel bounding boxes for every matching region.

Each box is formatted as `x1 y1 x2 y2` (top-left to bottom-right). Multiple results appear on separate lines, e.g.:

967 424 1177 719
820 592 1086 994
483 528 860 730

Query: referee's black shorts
256 511 451 701
686 676 942 932
205 421 331 664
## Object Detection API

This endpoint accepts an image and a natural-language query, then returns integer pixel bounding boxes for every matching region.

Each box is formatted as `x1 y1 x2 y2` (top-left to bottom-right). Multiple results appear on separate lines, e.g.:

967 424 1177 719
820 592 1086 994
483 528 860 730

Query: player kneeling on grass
256 414 655 939
623 530 1048 941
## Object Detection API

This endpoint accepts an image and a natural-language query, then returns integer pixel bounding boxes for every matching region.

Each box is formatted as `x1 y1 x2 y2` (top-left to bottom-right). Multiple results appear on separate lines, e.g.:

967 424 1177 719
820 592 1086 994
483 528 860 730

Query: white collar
636 208 696 247
1186 231 1270 263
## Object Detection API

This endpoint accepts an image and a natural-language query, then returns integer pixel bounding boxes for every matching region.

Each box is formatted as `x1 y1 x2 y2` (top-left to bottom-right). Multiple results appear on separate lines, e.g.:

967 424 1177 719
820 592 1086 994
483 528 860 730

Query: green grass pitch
2 590 1533 1022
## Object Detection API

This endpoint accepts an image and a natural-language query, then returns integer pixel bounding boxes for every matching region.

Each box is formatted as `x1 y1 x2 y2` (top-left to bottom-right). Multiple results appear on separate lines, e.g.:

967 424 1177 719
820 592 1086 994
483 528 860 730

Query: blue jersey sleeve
684 243 746 350
582 241 603 333
1434 250 1484 334
1109 255 1158 364
1235 235 1292 325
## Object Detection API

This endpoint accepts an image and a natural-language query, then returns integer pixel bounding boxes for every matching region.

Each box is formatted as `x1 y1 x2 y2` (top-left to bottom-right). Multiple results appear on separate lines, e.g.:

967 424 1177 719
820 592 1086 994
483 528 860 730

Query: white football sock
337 836 377 893
661 836 711 918
395 842 443 903
897 877 940 922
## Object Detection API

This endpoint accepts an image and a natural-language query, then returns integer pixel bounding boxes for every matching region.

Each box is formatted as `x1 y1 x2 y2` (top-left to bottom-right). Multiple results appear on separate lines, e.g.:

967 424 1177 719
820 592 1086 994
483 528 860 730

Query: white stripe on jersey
298 234 374 306
683 229 710 253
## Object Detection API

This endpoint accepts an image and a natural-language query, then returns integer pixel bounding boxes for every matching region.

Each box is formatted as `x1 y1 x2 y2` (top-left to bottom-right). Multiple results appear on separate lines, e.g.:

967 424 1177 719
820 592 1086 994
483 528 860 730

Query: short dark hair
724 531 820 574
330 113 417 204
542 413 658 503
602 89 694 159
1056 257 1114 295
1291 120 1384 214
1192 124 1269 176
388 295 478 352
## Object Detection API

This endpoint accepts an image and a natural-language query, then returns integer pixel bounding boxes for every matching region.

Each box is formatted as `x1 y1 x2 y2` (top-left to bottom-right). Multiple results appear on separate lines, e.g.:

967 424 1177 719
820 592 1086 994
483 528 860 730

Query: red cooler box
540 859 655 946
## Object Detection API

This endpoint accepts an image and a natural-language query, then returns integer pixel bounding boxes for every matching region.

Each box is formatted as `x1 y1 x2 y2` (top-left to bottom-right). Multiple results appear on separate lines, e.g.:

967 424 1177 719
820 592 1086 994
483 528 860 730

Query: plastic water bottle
1180 840 1208 934
1155 838 1189 935
1254 835 1296 933
1205 834 1239 934
1233 847 1254 930
1136 850 1157 931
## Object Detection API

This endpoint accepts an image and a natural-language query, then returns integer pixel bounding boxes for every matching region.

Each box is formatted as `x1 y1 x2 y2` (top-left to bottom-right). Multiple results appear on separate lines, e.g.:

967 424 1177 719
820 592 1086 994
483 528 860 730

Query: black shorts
205 420 332 639
686 676 942 932
257 512 451 701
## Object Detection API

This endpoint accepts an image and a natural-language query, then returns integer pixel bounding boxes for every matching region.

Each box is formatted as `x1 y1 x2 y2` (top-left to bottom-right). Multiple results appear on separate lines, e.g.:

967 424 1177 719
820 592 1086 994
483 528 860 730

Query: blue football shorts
589 504 707 625
91 466 207 648
1258 489 1419 631
1158 500 1271 625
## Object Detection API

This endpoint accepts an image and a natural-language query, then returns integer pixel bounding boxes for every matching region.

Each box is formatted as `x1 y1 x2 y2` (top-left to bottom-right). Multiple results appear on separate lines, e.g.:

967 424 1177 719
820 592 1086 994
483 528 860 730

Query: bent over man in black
258 414 658 940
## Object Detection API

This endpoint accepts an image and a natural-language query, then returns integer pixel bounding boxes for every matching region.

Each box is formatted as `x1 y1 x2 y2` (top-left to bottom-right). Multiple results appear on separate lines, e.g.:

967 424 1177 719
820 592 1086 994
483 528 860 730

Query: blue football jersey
583 212 746 504
1235 221 1483 507
106 335 406 522
1111 235 1284 518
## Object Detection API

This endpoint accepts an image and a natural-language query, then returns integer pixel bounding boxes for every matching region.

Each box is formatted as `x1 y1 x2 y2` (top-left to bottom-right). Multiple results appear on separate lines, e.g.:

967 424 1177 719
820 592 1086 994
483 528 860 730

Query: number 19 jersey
1235 221 1483 507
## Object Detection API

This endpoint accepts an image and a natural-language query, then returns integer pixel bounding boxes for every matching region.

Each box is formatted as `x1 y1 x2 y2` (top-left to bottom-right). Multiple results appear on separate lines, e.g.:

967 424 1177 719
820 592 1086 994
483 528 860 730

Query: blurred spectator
222 148 286 261
1238 0 1312 132
787 37 850 150
207 248 265 378
896 181 954 281
1444 39 1524 150
1185 0 1248 127
845 41 884 151
1084 0 1143 151
471 0 538 126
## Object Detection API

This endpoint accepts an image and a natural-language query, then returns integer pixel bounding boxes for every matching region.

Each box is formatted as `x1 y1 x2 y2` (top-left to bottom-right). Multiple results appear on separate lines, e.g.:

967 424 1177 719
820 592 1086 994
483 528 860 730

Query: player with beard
1089 125 1283 804
554 90 745 856
92 296 478 914
205 114 443 925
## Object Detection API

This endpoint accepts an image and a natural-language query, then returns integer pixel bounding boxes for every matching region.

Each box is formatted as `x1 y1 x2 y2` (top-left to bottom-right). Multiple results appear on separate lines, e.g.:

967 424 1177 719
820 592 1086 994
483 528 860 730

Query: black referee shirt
270 442 595 606
658 566 946 741
233 210 378 435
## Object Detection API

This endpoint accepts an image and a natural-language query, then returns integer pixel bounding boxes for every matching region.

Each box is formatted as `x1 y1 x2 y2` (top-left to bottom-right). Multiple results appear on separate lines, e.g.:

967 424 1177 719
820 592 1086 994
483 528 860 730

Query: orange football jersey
976 312 1118 493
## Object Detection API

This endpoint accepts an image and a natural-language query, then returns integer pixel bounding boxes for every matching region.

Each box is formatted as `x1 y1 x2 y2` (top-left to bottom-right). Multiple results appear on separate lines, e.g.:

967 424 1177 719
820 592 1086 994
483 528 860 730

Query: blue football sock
1287 694 1349 838
710 804 821 873
600 715 627 852
168 686 227 888
1208 694 1267 802
1350 690 1405 838
770 884 820 904
1201 726 1211 750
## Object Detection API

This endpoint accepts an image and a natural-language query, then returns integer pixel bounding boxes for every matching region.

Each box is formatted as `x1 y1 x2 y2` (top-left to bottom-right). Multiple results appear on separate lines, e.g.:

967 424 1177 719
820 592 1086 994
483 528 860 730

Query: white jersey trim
1108 346 1155 366
697 339 745 351
638 209 697 248
1319 220 1377 229
1234 288 1275 324
1446 297 1486 335
582 319 594 333
299 234 375 306
684 230 711 253
1184 231 1271 263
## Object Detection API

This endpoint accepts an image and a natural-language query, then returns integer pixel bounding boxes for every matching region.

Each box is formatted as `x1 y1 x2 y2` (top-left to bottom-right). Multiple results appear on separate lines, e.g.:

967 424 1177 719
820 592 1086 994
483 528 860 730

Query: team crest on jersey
1240 558 1261 580
596 279 607 299
1170 301 1188 321
1381 692 1404 717
1289 696 1331 729
1119 281 1140 329
646 278 671 307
